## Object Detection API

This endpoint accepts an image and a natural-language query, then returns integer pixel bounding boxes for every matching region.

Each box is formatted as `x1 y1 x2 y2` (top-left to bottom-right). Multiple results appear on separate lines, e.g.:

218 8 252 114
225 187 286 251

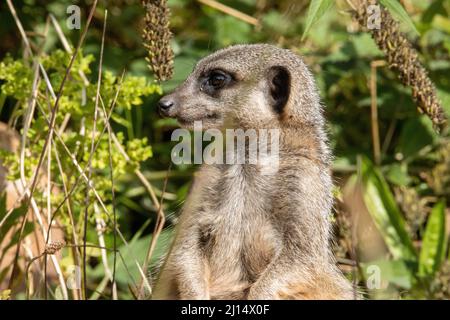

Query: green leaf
418 200 447 277
214 16 252 47
422 0 445 25
111 113 131 128
301 0 334 41
0 289 11 300
0 193 6 221
385 163 410 186
437 88 450 118
379 0 420 35
3 222 34 253
397 116 437 159
0 203 28 239
361 259 413 290
360 156 416 261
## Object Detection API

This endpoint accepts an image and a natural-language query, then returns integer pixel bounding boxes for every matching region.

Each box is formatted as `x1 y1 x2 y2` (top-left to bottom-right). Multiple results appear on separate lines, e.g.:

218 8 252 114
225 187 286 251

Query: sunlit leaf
379 0 420 35
0 289 11 300
360 156 416 261
361 259 413 290
301 0 334 41
418 200 447 277
89 227 174 286
111 113 131 128
0 203 28 239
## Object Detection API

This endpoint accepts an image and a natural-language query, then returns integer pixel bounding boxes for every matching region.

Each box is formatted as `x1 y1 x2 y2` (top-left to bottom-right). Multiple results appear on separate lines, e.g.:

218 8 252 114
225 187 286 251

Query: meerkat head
158 44 324 130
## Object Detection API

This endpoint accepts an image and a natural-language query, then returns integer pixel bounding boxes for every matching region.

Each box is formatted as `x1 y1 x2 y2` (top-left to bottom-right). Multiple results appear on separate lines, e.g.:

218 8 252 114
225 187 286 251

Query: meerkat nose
157 97 175 116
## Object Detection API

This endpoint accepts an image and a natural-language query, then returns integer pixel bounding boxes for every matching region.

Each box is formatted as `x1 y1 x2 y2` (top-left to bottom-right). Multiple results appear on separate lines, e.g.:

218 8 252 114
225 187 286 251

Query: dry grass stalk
370 60 386 165
197 0 260 26
142 0 174 82
82 8 108 300
137 164 171 299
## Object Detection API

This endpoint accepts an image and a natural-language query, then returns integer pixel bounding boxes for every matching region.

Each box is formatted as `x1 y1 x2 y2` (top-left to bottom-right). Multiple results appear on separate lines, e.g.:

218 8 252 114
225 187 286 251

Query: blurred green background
0 0 450 299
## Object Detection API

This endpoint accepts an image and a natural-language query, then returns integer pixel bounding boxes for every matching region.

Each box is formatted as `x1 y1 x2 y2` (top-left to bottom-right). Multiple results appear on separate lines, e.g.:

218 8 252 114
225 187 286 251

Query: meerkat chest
197 165 280 277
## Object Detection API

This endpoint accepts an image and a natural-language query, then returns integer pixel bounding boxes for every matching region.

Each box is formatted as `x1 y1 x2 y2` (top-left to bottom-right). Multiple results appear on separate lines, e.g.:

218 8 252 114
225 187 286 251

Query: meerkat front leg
153 218 210 299
172 229 210 299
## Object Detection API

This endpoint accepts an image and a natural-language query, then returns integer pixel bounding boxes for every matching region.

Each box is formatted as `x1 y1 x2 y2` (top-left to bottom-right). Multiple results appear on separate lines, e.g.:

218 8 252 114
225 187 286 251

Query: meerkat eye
209 73 226 87
200 70 233 95
207 71 231 89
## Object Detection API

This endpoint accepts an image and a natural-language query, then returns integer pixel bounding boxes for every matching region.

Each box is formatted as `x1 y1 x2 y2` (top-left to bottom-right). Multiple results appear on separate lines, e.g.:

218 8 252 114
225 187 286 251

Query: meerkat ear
268 66 291 114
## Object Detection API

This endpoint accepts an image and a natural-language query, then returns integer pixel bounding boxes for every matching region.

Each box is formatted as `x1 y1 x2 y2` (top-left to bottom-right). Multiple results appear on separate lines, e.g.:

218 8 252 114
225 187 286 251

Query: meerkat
152 44 354 300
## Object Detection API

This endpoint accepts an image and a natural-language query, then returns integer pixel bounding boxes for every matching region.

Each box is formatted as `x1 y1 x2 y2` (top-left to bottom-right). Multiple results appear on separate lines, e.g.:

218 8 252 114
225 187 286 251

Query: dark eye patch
200 69 234 96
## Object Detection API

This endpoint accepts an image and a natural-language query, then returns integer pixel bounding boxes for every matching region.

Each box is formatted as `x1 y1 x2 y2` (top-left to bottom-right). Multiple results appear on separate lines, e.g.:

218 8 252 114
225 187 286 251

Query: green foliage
361 259 413 291
0 58 32 100
90 227 174 291
397 116 437 159
359 156 417 262
0 195 34 285
354 157 450 298
0 49 159 260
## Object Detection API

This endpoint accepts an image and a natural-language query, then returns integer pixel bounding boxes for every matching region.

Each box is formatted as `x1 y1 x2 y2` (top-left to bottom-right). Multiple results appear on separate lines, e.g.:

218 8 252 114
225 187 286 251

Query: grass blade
301 0 334 41
379 0 419 35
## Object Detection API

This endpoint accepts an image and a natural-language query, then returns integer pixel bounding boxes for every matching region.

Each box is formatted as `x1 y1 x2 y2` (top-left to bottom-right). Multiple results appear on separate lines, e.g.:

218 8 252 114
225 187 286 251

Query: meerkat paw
277 278 357 300
247 284 280 300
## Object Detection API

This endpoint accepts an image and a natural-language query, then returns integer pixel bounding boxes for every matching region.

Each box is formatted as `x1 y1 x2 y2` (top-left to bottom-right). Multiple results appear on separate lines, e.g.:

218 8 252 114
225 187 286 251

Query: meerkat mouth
177 113 220 126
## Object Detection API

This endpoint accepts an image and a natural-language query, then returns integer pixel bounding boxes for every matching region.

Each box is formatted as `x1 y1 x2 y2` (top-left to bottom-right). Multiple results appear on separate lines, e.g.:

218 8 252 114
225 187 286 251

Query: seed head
354 1 447 131
141 0 174 82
